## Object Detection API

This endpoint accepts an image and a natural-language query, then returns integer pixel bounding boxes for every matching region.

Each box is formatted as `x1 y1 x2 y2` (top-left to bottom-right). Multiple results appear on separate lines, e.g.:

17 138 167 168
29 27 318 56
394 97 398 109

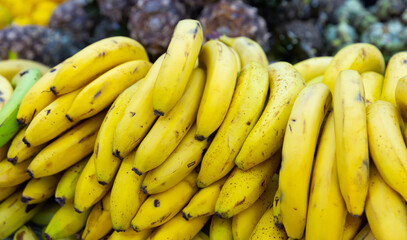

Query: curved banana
381 52 407 105
112 55 164 160
396 75 407 121
7 127 45 165
197 62 268 187
131 171 198 232
0 185 19 202
141 124 209 194
0 141 10 160
0 59 49 81
108 228 153 240
193 232 209 240
132 67 205 175
305 112 347 240
353 224 375 240
21 174 61 204
66 60 151 122
13 225 39 240
235 62 305 170
195 40 238 140
152 19 203 116
82 191 112 240
229 47 242 75
361 72 383 105
334 70 369 216
0 74 13 111
293 56 333 82
219 35 268 67
55 158 87 206
209 215 233 240
31 201 60 226
0 158 31 187
306 75 323 86
51 36 149 95
279 83 332 239
342 214 364 240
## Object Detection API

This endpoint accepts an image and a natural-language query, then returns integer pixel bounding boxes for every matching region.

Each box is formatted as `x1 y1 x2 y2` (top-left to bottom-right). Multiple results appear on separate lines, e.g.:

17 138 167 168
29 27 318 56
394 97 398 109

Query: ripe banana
193 232 210 240
112 55 164 160
0 185 18 202
0 59 49 81
108 228 153 240
305 112 347 240
82 191 112 240
306 75 323 86
131 171 198 232
210 215 233 240
66 60 152 122
55 158 87 206
132 67 205 175
152 19 203 116
51 36 149 95
235 62 305 170
293 56 333 82
74 153 113 213
0 158 31 187
230 47 242 75
353 224 375 240
30 201 60 226
279 83 331 239
322 43 385 95
111 151 147 231
365 164 407 239
361 71 383 105
7 127 45 165
27 111 104 178
0 68 42 147
0 140 10 160
141 124 209 194
381 52 407 105
219 35 269 67
197 62 268 187
342 214 365 240
396 75 407 121
21 174 61 204
13 225 38 240
334 70 369 216
0 73 13 111
195 40 238 140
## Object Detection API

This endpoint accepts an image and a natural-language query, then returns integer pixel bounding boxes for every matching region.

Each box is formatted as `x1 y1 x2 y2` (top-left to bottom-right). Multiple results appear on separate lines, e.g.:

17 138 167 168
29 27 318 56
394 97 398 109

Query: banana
131 171 198 232
27 111 104 178
306 75 323 86
112 55 164 160
82 191 112 240
0 158 31 187
182 177 227 221
195 40 238 140
141 124 209 194
0 73 13 111
322 43 385 95
31 201 60 226
132 67 205 175
279 83 332 239
215 151 280 219
293 56 333 82
365 164 407 239
396 75 407 121
197 62 268 187
0 185 19 202
66 60 152 122
334 70 369 216
13 225 39 240
305 112 347 240
0 69 42 147
219 35 269 67
229 47 242 75
152 19 203 116
209 215 233 240
361 72 383 105
193 232 210 240
21 174 61 204
381 52 407 105
108 228 153 240
146 213 209 240
44 201 91 240
111 151 147 231
235 62 305 170
55 158 87 206
0 140 10 160
353 224 375 240
7 127 45 165
51 36 149 95
342 214 364 240
232 173 279 240
74 153 112 213
0 59 49 81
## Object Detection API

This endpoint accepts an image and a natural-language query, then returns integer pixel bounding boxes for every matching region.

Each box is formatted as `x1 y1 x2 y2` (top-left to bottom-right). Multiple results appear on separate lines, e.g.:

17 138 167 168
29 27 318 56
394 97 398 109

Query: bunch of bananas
1 18 407 240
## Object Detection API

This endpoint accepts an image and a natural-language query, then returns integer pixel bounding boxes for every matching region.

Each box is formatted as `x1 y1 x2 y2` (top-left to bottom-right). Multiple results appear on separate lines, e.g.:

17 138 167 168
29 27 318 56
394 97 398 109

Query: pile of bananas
0 18 407 240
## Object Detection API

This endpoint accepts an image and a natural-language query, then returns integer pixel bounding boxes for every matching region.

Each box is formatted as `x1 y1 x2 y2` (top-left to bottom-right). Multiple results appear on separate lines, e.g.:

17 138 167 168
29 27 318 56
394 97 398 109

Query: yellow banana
322 43 385 95
209 215 233 240
293 56 333 82
215 152 280 218
51 36 148 95
381 52 407 105
0 158 31 187
353 224 375 240
334 70 369 216
235 62 305 170
111 151 147 231
197 62 269 187
131 171 198 232
66 60 151 122
44 201 91 240
82 191 112 240
21 174 61 204
219 35 268 67
55 158 87 206
342 214 364 240
31 201 60 226
361 72 383 105
365 164 407 239
112 55 164 160
0 73 13 111
0 140 10 160
16 64 61 126
0 59 49 81
74 153 112 213
195 40 238 140
132 67 205 175
7 127 45 165
229 47 242 75
305 112 347 240
108 228 153 240
0 185 19 202
279 83 332 239
141 124 209 194
13 225 39 240
146 213 209 240
306 75 324 86
27 111 104 178
193 232 210 240
152 19 203 116
396 75 407 121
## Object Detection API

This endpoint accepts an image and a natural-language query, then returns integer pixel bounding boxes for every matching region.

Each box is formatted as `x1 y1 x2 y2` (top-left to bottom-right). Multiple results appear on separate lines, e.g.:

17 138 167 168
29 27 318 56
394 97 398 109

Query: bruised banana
361 72 383 105
381 52 407 105
396 75 407 121
0 185 19 202
0 159 31 187
293 56 333 82
7 127 45 165
0 73 13 111
82 191 112 240
0 59 49 81
13 225 39 240
210 215 233 240
21 174 61 204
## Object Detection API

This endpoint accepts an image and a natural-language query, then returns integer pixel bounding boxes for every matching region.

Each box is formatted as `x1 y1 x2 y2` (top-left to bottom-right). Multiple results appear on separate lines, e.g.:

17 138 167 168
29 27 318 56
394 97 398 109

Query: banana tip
16 118 26 126
55 197 65 206
112 150 123 160
194 135 205 141
130 224 140 232
113 229 126 232
74 207 83 213
181 211 190 221
26 169 34 178
21 196 32 204
153 109 164 116
50 86 58 95
140 185 148 194
65 114 74 122
132 167 142 176
7 157 17 165
44 233 52 240
22 137 31 147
